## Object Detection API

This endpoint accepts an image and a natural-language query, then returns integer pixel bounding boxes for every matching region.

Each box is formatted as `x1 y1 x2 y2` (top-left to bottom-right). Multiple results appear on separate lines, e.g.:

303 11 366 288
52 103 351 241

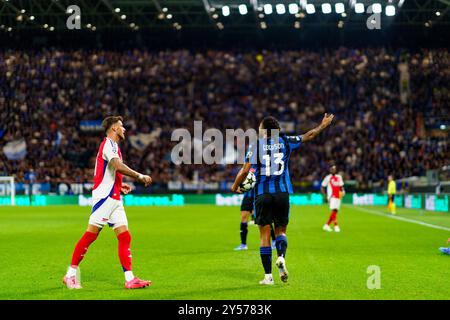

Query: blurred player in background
232 113 334 285
387 175 397 214
321 165 345 232
63 116 153 290
439 238 450 255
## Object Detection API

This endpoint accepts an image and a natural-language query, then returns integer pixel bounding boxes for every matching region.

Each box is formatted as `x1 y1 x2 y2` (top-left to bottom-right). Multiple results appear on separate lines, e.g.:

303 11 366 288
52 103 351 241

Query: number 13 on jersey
262 153 285 176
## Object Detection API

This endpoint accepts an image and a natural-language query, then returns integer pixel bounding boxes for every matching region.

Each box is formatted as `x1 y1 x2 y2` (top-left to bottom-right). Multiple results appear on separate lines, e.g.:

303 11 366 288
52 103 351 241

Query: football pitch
0 204 449 300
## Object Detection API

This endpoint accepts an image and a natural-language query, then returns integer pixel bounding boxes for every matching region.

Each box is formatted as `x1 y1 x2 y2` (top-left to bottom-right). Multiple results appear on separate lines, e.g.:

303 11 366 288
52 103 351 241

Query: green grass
0 204 449 300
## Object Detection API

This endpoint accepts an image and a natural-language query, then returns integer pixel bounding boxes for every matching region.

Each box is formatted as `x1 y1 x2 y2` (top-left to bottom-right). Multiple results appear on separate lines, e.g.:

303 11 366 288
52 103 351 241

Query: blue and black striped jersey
245 134 302 196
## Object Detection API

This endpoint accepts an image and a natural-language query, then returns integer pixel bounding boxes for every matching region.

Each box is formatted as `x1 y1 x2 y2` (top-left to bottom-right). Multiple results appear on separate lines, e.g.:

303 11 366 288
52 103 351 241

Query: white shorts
89 197 128 229
329 197 341 210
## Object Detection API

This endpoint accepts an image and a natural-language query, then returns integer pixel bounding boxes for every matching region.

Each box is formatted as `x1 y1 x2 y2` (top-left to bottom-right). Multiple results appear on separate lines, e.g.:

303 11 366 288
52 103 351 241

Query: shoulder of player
102 138 120 158
283 134 302 143
105 137 119 149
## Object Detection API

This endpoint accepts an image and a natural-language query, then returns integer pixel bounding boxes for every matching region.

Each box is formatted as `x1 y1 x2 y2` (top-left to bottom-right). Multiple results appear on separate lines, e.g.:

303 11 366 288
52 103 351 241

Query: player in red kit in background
321 165 345 232
63 116 153 289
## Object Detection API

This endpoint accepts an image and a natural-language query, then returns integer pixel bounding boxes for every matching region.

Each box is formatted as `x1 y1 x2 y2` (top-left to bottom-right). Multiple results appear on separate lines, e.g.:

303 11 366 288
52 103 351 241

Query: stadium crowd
0 48 448 190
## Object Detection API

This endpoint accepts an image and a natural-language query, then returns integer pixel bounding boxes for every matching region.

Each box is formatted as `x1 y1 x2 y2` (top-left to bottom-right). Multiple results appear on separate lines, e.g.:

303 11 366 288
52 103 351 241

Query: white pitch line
345 205 450 232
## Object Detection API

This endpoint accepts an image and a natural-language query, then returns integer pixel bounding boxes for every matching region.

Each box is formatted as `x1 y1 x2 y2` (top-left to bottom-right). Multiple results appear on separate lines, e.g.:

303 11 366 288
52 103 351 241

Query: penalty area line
344 205 450 232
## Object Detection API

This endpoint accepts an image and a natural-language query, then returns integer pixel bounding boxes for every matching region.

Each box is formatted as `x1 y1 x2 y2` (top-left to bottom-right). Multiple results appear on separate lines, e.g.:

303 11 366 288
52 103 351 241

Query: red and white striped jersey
321 174 344 199
92 137 123 201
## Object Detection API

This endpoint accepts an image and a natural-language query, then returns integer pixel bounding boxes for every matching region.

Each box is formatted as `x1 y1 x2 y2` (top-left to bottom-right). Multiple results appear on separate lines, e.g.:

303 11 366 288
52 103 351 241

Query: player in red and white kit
63 116 153 289
321 165 345 232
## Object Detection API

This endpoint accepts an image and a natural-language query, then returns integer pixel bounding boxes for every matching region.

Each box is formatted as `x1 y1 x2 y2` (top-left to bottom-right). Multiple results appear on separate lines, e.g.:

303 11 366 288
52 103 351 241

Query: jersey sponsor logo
330 178 340 186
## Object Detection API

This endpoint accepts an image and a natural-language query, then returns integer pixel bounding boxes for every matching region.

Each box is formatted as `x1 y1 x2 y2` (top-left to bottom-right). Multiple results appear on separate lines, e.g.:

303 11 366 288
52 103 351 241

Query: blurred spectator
0 48 448 189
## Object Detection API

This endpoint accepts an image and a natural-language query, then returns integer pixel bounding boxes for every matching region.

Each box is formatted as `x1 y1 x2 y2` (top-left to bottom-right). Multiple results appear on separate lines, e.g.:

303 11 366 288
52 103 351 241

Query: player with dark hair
63 116 153 289
232 114 334 284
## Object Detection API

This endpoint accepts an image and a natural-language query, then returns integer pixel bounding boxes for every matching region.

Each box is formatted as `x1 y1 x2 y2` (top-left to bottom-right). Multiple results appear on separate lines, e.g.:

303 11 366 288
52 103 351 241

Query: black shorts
240 196 254 212
255 192 290 227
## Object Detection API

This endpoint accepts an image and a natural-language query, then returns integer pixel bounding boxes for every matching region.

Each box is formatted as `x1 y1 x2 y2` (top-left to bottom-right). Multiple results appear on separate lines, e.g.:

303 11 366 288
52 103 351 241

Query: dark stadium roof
0 0 449 31
1 1 449 48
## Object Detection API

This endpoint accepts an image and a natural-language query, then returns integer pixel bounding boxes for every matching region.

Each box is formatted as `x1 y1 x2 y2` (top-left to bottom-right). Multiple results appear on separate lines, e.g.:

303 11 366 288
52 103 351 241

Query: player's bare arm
110 158 152 187
321 187 328 202
301 113 334 142
231 162 252 193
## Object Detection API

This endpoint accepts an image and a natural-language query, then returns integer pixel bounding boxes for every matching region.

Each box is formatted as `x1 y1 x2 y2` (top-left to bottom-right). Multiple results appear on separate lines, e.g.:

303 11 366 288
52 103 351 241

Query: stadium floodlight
29 15 35 21
264 4 273 15
222 5 230 17
354 3 364 14
436 11 441 16
306 4 315 14
239 4 248 15
385 5 396 16
114 8 120 13
372 3 382 14
276 4 286 15
322 3 332 14
121 14 126 20
335 3 345 14
288 3 299 15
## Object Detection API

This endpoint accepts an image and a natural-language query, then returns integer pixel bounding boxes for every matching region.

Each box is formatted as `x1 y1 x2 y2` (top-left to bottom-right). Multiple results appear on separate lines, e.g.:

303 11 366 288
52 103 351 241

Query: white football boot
275 256 289 283
259 274 274 285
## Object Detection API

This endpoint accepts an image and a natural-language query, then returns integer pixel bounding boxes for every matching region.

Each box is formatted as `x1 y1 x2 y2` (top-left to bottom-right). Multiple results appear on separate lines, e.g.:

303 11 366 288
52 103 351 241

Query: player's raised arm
301 113 334 143
110 158 152 187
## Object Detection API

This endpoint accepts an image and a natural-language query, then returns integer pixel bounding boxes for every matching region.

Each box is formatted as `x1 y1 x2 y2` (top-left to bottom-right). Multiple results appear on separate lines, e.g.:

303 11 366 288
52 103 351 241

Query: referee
387 175 396 214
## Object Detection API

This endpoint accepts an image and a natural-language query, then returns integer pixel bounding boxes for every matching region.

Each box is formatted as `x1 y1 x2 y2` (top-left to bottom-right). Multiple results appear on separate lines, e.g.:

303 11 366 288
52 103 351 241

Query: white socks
67 266 78 278
67 266 134 282
124 271 135 282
